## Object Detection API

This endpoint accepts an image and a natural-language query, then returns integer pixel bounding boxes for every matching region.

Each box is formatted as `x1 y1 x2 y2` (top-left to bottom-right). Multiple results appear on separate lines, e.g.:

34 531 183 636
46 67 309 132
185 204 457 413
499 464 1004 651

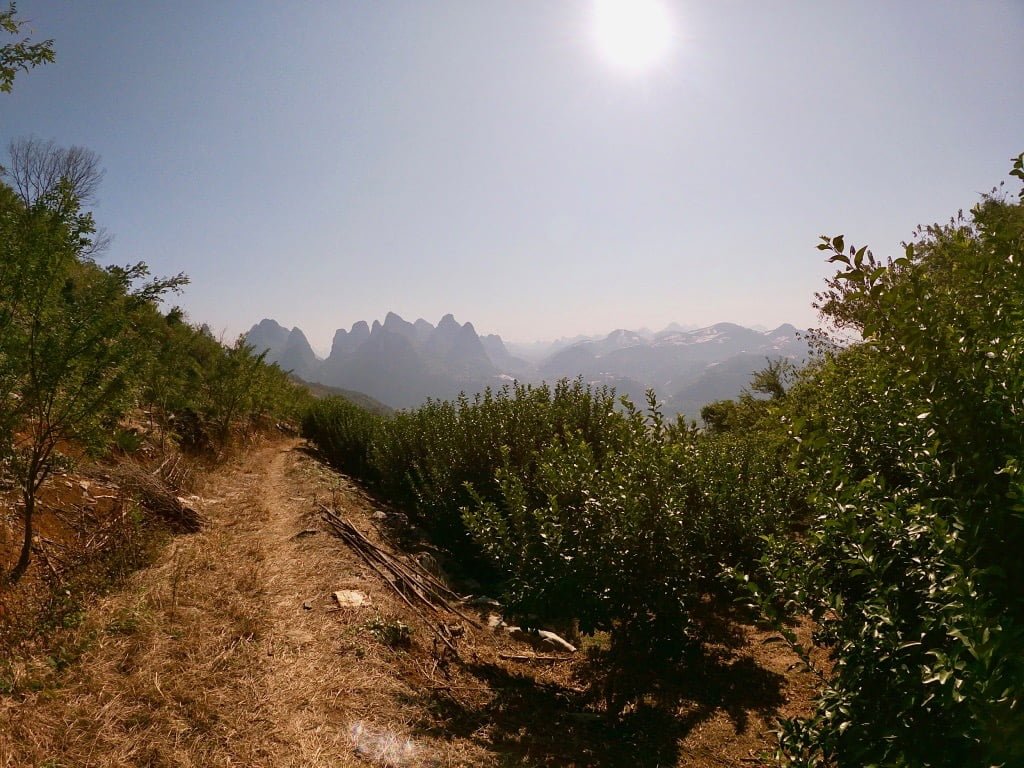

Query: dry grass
0 511 270 765
0 440 478 767
1 445 272 766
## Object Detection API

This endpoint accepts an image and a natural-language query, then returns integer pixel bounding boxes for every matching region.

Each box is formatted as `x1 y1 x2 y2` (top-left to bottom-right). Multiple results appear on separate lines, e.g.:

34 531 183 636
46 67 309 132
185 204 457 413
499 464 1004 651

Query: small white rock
333 589 369 608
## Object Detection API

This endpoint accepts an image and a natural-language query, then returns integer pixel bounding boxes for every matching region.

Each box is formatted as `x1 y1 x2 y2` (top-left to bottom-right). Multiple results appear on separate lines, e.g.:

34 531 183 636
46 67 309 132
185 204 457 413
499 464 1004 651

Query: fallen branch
319 503 481 655
328 506 465 604
498 653 574 664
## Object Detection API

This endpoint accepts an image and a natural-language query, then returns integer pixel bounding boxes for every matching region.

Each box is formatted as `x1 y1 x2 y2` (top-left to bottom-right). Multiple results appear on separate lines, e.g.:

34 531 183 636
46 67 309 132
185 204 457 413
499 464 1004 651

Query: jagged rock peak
287 326 311 344
351 320 370 339
329 329 346 354
246 318 290 353
244 318 319 378
329 320 374 359
254 318 286 332
282 327 318 364
413 318 434 345
381 312 418 343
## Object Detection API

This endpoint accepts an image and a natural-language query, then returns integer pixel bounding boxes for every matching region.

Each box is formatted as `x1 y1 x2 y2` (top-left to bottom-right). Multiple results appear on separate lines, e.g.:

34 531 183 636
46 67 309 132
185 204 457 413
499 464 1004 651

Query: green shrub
304 379 627 566
747 164 1024 767
464 395 801 711
302 395 383 481
365 614 413 649
303 378 801 710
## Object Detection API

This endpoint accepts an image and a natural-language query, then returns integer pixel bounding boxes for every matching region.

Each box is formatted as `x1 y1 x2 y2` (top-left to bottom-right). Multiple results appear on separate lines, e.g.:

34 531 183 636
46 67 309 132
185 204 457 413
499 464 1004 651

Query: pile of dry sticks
114 457 204 533
318 503 481 654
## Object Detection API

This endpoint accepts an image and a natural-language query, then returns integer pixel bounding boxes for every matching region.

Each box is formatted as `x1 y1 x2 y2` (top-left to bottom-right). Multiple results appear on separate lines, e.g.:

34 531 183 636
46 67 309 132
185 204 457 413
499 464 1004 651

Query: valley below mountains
246 313 809 416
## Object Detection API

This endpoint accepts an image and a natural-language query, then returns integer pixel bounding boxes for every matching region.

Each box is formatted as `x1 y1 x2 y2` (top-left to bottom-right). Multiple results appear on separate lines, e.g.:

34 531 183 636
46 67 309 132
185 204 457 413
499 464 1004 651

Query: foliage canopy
0 3 53 93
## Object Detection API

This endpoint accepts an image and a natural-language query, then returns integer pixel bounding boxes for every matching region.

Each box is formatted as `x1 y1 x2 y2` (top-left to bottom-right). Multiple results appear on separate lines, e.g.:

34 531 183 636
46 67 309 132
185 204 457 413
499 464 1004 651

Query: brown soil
0 438 819 767
0 459 154 643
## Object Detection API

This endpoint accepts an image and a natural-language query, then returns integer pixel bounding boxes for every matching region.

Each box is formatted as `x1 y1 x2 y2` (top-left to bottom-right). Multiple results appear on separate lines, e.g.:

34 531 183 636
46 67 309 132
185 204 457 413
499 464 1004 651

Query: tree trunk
8 492 34 583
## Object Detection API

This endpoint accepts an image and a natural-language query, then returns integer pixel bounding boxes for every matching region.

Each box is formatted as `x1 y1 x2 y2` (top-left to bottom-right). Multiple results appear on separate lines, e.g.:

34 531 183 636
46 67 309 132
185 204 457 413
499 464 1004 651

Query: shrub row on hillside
303 381 801 709
307 159 1024 765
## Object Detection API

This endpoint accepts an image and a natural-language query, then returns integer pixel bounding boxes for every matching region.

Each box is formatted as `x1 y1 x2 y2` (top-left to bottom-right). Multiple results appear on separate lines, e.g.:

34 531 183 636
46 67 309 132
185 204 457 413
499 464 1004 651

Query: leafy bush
465 395 801 710
302 394 383 481
746 161 1024 766
365 615 413 649
139 309 312 452
304 379 626 565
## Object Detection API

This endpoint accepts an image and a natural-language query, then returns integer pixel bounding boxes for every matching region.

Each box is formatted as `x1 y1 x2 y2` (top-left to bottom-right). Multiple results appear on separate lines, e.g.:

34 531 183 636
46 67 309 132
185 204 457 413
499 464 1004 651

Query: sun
591 0 674 75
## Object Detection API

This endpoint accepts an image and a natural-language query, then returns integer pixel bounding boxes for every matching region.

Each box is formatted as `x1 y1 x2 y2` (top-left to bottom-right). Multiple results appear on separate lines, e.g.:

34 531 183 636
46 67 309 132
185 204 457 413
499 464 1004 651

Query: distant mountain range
246 314 809 417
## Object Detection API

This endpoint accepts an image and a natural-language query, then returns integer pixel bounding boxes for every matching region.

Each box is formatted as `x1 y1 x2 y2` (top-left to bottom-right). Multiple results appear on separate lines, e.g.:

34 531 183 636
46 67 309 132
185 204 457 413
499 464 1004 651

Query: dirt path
0 438 816 768
0 438 454 767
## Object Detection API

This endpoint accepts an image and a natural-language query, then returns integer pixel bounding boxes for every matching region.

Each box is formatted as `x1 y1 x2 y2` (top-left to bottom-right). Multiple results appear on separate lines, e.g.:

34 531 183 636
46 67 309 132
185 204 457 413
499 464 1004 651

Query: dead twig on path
318 503 481 656
498 653 574 664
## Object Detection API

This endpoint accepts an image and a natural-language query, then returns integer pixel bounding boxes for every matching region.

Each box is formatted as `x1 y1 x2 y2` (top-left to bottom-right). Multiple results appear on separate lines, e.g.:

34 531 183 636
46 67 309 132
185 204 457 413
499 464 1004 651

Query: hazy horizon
5 1 1021 346
252 312 798 359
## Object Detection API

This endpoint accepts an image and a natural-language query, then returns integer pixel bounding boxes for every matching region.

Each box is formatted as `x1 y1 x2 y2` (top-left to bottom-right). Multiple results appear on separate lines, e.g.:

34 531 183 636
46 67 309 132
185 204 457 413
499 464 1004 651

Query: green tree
0 179 184 582
201 336 271 444
748 357 795 401
134 308 309 453
2 138 113 260
0 2 53 93
700 357 795 434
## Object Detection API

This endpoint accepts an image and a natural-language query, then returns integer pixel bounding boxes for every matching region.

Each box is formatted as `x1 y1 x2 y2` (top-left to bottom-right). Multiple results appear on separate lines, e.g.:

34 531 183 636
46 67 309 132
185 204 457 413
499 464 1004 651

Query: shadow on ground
301 445 795 766
414 644 788 767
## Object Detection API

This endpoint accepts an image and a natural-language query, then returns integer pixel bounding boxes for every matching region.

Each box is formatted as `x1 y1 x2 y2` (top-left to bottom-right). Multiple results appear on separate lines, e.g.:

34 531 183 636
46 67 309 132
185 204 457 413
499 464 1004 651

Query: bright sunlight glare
591 0 674 75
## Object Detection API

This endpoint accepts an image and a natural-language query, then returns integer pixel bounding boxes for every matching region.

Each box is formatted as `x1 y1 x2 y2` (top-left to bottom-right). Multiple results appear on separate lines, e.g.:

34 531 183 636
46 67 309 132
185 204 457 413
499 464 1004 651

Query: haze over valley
247 314 808 415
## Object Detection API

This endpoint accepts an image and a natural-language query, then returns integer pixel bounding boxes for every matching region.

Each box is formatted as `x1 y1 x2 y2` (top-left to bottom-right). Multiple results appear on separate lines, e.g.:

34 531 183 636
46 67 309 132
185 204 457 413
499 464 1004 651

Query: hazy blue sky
3 1 1022 349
